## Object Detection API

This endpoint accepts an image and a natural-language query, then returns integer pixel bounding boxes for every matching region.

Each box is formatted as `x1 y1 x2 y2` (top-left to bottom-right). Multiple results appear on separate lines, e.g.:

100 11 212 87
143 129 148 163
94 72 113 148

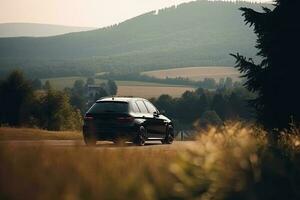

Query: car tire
84 136 96 146
83 130 97 146
162 125 174 145
113 138 125 145
133 126 146 146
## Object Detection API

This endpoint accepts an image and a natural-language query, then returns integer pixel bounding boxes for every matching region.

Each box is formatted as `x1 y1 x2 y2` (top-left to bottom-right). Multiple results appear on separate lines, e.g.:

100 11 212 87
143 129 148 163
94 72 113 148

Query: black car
83 97 174 146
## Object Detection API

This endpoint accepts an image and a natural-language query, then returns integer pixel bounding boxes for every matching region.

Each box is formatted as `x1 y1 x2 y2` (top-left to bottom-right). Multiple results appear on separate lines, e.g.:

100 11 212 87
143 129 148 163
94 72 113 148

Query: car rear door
135 100 156 137
143 100 166 138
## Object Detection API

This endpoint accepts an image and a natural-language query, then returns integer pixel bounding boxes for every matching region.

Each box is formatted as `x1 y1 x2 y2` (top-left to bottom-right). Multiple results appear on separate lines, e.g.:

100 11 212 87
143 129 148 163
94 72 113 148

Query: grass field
142 66 241 82
118 85 195 98
41 77 194 98
41 66 236 98
1 124 300 199
41 76 103 90
41 77 178 90
0 127 82 140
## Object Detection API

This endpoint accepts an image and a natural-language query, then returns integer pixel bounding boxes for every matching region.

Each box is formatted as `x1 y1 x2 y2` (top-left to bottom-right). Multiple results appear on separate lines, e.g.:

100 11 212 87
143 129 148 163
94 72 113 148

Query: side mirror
160 110 166 115
153 111 159 117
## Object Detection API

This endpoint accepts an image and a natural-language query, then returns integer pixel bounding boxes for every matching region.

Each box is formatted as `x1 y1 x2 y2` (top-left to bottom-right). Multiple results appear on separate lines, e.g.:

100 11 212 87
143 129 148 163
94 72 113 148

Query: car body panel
83 97 173 142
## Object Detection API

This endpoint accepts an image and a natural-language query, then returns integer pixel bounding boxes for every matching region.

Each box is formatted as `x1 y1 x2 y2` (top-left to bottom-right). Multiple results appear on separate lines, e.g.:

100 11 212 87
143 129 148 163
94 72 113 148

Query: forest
0 1 270 78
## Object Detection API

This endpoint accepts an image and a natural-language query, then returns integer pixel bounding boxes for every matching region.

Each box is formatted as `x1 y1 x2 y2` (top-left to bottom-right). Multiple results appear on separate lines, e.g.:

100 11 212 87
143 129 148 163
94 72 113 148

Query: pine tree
232 0 300 130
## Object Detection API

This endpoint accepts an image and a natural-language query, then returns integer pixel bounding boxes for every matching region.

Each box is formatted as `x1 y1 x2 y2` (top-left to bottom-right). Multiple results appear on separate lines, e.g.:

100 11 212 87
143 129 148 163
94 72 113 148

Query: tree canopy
232 0 300 130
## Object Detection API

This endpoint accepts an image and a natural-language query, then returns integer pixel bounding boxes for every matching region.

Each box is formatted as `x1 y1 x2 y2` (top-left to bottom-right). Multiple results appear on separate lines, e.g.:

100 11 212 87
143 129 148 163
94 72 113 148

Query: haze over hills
0 23 96 38
0 1 271 78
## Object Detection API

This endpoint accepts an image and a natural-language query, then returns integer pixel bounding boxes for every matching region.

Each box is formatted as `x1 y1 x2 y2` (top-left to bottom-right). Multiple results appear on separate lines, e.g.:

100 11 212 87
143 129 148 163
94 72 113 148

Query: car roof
96 97 147 103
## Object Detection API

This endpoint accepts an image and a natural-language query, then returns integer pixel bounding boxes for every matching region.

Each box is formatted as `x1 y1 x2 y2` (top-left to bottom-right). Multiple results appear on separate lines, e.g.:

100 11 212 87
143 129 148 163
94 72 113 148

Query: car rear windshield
88 101 129 113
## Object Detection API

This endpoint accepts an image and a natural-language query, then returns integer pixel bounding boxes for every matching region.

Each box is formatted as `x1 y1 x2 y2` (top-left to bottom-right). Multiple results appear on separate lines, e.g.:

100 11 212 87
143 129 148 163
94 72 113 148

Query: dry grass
0 145 177 200
142 66 241 82
0 127 82 140
1 123 300 200
170 123 300 200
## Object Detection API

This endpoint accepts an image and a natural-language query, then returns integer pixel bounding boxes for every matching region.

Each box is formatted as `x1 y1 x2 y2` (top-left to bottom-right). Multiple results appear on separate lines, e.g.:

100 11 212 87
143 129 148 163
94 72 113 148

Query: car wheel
113 138 126 145
134 126 146 146
84 136 96 146
83 130 97 146
162 125 174 144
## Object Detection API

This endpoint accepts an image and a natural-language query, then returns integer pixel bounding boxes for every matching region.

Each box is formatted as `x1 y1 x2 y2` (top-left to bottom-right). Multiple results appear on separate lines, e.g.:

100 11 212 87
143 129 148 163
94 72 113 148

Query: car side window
143 101 157 114
136 101 148 113
131 102 140 113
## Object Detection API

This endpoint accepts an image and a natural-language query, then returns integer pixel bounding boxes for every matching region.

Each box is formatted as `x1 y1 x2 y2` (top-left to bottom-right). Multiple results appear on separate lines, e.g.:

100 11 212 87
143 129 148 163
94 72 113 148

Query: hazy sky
0 0 272 28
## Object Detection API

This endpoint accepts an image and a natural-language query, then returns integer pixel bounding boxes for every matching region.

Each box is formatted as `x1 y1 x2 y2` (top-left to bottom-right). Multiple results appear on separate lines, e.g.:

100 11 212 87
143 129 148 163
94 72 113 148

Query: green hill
0 1 271 78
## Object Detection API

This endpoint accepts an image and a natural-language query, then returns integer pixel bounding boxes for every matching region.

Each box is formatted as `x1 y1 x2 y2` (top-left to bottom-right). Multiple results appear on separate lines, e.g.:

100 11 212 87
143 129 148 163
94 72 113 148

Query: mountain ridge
0 1 271 78
0 23 96 38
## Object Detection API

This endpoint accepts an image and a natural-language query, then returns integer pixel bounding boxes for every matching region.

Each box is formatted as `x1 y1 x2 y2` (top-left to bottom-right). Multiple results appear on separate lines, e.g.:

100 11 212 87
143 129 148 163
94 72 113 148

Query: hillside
0 23 95 38
0 1 271 78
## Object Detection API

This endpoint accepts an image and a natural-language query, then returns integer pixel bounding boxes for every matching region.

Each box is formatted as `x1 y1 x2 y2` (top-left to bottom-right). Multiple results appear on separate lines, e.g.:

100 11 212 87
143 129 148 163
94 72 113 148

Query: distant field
142 66 241 82
41 77 180 90
41 77 193 97
118 85 195 98
41 76 101 90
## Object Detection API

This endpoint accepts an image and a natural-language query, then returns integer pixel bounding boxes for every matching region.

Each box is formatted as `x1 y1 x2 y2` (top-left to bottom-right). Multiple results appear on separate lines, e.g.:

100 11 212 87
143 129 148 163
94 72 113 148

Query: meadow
1 123 300 200
142 66 241 82
40 66 240 98
41 77 195 98
117 85 194 98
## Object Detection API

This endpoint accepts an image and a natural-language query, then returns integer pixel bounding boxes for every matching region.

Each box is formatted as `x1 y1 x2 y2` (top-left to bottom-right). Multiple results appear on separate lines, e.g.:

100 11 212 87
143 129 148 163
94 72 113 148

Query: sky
0 0 272 28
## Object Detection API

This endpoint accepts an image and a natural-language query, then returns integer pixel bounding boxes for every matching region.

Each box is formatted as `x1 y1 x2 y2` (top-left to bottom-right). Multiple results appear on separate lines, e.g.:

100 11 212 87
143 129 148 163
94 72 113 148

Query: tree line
98 72 241 90
150 87 255 129
0 70 254 131
0 71 117 131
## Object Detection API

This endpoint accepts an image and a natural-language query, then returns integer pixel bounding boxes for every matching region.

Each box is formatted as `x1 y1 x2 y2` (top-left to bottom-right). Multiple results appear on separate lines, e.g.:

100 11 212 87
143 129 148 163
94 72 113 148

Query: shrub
170 123 300 200
35 89 83 131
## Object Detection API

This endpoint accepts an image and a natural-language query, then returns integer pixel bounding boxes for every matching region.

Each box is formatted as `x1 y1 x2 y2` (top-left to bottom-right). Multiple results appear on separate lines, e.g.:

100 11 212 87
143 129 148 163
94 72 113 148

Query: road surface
0 140 195 149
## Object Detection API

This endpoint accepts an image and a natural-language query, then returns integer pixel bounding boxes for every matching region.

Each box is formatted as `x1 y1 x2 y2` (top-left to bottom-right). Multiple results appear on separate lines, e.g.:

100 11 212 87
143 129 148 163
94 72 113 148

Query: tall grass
171 123 300 200
0 146 176 200
0 127 82 140
1 123 300 200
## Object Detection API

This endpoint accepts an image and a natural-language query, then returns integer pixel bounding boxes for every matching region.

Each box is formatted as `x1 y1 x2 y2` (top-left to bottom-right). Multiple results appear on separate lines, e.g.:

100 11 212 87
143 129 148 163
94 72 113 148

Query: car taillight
84 114 94 120
117 116 134 123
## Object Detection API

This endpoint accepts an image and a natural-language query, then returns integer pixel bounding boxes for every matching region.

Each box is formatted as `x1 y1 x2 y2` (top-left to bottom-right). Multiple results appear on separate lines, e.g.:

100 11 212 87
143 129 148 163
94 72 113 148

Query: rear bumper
83 125 137 141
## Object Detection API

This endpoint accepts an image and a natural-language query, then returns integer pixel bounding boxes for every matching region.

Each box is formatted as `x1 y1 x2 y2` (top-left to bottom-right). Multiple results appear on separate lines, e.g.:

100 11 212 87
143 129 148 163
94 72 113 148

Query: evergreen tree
106 80 118 96
71 80 86 111
198 110 223 129
212 94 227 120
94 87 108 101
31 79 42 90
0 70 33 126
86 77 95 86
43 80 52 91
232 0 300 130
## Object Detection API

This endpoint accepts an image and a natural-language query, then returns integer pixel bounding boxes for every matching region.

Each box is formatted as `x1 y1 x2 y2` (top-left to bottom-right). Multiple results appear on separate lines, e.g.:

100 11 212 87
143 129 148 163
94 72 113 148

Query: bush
170 123 300 200
36 89 83 131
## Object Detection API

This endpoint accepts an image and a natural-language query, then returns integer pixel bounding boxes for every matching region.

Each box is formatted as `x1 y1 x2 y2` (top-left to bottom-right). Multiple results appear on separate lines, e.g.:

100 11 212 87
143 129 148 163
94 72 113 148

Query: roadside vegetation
0 71 82 131
0 70 251 131
0 0 299 199
1 123 300 200
0 127 82 141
